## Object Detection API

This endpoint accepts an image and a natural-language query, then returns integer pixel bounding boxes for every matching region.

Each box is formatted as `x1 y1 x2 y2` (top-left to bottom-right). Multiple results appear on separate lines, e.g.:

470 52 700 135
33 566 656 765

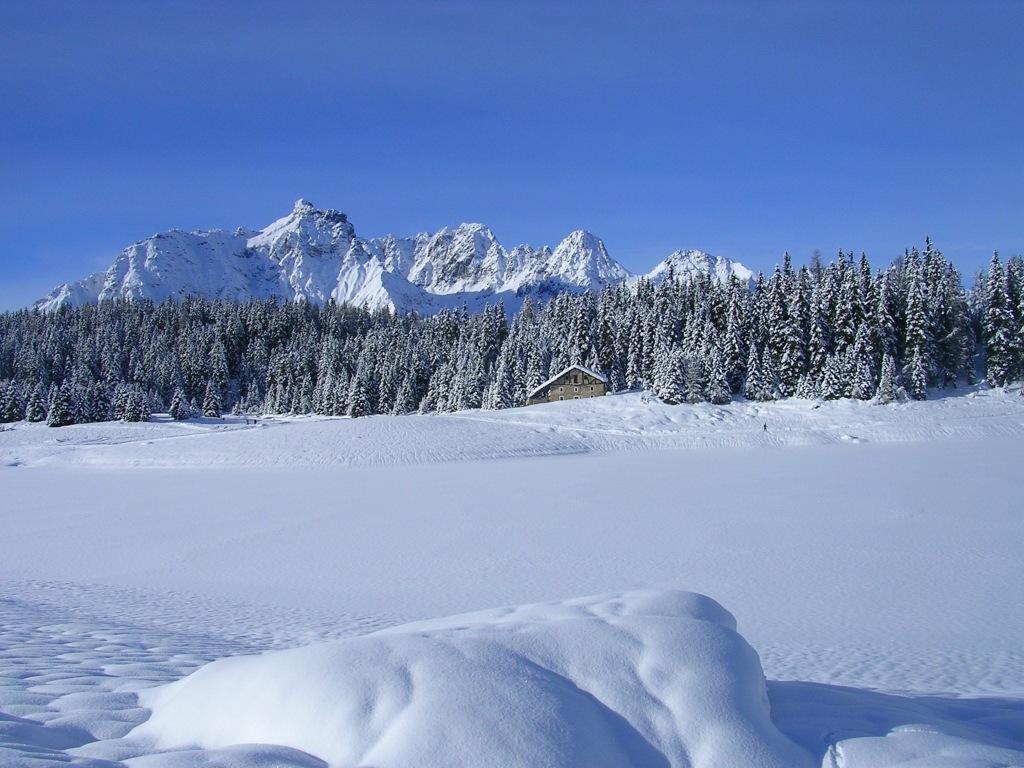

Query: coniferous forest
1 243 1022 427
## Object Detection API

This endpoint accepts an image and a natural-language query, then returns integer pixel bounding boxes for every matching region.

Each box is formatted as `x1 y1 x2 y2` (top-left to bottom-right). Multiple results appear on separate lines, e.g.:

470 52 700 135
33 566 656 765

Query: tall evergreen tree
46 383 75 427
983 252 1015 386
202 381 222 418
653 345 686 405
25 383 46 422
169 387 192 420
874 353 901 404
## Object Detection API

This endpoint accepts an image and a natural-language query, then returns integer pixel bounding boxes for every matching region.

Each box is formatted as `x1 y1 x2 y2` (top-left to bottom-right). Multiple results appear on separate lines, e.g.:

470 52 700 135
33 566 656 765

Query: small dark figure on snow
763 422 767 432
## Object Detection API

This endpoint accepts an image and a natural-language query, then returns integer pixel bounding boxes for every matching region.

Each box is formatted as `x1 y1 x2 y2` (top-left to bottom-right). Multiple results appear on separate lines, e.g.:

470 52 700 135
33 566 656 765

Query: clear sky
1 0 1021 309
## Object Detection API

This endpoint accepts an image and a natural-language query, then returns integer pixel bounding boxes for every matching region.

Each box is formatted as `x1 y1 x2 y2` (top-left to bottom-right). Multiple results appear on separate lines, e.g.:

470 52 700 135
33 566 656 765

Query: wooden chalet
526 365 608 406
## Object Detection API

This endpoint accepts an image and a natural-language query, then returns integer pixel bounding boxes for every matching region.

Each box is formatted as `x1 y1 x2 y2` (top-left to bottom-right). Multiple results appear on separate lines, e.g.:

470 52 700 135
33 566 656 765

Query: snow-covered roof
527 365 608 398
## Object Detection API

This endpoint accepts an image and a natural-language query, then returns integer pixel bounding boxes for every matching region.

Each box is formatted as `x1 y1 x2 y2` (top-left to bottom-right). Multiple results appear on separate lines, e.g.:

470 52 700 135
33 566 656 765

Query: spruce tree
849 326 876 400
743 346 771 401
169 387 192 420
794 373 818 399
683 355 706 404
874 354 901 404
0 381 20 423
903 256 932 385
25 383 46 422
759 348 779 401
653 346 686 405
202 381 222 418
905 345 929 400
493 355 517 409
705 348 731 404
983 252 1015 386
347 379 370 418
46 383 75 427
820 353 847 400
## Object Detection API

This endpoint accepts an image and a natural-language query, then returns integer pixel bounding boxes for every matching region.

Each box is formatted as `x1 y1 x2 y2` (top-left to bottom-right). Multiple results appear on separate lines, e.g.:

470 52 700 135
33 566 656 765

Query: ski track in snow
1 389 1023 766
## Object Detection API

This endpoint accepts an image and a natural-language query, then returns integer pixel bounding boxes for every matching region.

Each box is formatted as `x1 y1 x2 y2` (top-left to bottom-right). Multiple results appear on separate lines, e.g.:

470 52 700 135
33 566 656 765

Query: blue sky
1 0 1021 309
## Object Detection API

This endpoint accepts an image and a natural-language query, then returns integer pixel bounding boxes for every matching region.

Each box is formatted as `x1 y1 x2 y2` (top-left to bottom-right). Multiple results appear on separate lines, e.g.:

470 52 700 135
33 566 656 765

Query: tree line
1 242 1022 427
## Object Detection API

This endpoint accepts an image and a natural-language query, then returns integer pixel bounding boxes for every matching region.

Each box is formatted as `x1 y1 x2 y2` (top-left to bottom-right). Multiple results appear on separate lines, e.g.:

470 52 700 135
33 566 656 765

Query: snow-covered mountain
36 200 751 313
646 248 753 286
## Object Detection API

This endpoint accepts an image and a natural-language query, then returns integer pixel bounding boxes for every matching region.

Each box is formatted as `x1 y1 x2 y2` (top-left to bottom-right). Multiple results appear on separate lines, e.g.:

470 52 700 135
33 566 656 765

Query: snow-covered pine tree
807 282 831 377
705 347 731 404
111 384 129 421
849 326 876 400
169 387 192 420
874 269 898 362
1010 257 1024 376
0 381 20 423
819 353 847 400
392 376 419 415
983 252 1015 386
794 373 818 399
202 381 222 418
85 382 111 422
653 345 686 405
135 387 152 422
209 339 230 401
332 369 350 416
903 254 933 390
759 346 779 401
683 355 706 404
874 353 901 404
25 383 46 422
743 345 767 401
831 254 858 353
723 276 748 392
347 369 372 418
905 345 929 400
492 353 517 409
766 266 789 370
46 383 74 427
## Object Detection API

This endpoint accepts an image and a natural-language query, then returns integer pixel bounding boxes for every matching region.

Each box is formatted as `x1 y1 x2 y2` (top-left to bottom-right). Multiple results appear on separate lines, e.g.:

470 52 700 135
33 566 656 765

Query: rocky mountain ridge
37 200 752 313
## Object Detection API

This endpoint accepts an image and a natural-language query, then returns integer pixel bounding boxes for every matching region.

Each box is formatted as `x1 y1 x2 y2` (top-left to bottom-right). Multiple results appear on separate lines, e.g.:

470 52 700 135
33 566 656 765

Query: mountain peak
647 249 752 286
35 201 751 313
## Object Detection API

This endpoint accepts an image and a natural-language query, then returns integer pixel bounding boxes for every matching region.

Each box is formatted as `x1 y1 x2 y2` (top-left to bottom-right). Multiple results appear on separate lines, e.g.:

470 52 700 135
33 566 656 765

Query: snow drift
130 589 812 768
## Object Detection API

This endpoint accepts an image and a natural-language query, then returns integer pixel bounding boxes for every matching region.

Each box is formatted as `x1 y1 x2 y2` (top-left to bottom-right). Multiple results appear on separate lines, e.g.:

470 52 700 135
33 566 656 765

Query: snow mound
130 589 812 768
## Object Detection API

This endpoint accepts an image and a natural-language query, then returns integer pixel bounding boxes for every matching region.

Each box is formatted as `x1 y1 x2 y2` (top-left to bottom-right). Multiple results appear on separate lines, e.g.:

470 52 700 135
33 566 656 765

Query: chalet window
574 386 579 392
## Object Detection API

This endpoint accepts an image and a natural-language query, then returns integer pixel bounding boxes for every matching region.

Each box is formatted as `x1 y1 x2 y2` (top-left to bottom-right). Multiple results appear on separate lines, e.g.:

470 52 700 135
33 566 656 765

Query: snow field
1 391 1023 766
3 387 1023 470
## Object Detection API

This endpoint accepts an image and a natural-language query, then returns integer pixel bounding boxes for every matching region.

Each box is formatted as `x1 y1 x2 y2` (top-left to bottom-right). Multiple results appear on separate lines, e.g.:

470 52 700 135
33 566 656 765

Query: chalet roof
527 365 608 398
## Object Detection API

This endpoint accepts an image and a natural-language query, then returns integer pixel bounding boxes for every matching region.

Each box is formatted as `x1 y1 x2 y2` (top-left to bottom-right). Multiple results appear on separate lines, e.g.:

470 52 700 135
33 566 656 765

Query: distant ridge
37 200 753 313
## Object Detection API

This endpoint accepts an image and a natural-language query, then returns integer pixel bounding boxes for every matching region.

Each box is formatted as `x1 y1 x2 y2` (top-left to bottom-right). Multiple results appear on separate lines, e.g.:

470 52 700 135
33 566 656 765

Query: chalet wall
527 370 607 405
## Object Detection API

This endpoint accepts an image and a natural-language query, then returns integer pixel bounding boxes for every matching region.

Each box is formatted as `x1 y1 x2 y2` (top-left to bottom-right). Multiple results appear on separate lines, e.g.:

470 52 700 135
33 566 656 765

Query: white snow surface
131 590 811 768
1 389 1023 767
35 200 750 313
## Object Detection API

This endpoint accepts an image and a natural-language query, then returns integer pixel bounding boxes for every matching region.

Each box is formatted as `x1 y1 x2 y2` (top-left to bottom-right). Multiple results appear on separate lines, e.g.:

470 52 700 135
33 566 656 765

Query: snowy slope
36 200 750 313
2 392 1022 767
